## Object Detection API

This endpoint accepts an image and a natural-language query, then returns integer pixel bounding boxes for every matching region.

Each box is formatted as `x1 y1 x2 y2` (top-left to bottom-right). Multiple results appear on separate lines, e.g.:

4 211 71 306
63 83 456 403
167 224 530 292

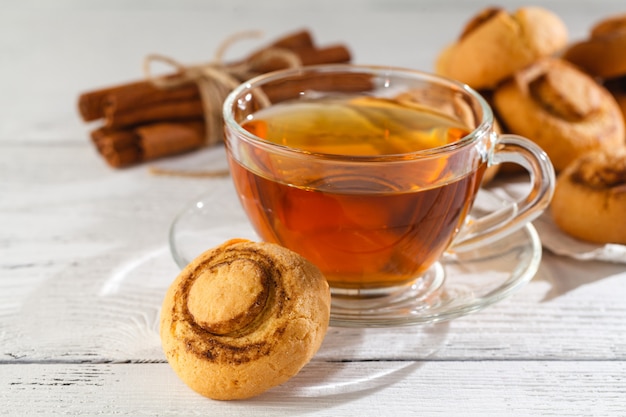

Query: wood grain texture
2 144 626 361
1 362 625 416
2 1 626 415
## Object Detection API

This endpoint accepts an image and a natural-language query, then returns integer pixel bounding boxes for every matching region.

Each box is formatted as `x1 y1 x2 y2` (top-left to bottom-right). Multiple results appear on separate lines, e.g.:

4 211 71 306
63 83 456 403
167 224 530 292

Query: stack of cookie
564 13 626 118
436 7 626 245
554 14 626 245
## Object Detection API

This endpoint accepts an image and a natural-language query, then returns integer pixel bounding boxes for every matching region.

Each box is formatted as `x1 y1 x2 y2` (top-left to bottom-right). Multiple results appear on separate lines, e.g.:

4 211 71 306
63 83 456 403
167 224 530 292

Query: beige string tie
143 31 302 147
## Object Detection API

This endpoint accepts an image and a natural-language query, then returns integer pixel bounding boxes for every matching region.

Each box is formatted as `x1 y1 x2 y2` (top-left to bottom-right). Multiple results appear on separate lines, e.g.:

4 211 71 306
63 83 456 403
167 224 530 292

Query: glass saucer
169 179 542 328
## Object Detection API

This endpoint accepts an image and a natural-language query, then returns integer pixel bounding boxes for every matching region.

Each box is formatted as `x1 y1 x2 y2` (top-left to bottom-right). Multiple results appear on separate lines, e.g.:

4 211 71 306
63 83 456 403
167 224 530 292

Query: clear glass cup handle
451 134 555 252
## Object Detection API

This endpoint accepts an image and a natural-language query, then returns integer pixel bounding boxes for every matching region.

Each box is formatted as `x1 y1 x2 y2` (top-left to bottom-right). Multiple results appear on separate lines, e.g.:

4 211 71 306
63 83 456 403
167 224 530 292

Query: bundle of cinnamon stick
78 29 351 168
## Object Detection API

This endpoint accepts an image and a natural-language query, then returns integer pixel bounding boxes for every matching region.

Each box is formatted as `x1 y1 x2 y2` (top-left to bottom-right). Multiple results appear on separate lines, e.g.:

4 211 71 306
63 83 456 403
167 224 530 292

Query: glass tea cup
222 64 554 303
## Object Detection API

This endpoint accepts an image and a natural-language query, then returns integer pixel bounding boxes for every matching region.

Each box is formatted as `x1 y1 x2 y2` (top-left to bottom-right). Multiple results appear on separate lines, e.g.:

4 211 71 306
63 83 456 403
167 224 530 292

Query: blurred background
1 0 624 143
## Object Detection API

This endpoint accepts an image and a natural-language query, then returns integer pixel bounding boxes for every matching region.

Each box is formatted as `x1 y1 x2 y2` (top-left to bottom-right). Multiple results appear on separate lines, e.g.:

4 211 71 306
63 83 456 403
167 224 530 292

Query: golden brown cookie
435 6 568 90
563 14 626 79
551 148 626 244
160 239 331 400
493 58 625 171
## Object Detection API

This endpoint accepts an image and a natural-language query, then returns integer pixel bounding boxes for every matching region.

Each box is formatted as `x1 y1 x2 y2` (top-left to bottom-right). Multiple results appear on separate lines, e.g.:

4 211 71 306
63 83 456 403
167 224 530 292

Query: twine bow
143 31 302 146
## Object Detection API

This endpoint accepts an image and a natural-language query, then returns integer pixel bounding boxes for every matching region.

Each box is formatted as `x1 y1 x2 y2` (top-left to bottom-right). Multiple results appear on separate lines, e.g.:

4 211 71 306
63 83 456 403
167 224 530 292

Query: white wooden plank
3 1 626 415
1 361 625 416
2 144 626 363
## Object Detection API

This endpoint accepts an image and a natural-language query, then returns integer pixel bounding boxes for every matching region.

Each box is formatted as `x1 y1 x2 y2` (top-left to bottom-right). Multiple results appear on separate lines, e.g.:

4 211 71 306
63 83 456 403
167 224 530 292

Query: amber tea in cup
223 65 554 297
230 96 479 288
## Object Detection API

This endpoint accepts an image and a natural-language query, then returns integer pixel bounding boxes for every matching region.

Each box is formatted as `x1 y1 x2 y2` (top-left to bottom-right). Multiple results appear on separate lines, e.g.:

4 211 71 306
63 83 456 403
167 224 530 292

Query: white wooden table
2 1 626 415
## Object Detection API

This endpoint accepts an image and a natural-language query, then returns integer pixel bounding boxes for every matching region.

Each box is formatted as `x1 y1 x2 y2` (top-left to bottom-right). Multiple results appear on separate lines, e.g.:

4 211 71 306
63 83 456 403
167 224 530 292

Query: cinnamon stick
78 30 350 126
105 82 199 120
78 79 199 122
91 128 141 167
95 45 350 128
91 121 204 168
104 98 204 129
268 29 315 49
139 122 204 160
91 128 136 154
79 29 353 168
261 72 374 103
246 45 351 73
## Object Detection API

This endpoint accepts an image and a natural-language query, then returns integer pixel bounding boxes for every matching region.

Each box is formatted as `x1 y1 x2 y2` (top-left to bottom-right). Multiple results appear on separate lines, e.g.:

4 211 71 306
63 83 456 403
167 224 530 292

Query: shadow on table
535 251 626 302
318 323 450 361
251 322 450 407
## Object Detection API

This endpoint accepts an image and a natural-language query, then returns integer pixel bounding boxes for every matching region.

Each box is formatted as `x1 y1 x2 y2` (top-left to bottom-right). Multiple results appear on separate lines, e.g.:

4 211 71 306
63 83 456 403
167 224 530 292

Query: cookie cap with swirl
571 147 626 192
493 58 625 171
435 6 568 89
551 147 626 244
160 239 330 400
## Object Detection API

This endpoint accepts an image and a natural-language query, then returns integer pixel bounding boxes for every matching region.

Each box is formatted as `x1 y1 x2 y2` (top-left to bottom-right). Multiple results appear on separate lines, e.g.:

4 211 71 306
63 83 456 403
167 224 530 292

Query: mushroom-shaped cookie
551 148 626 244
435 6 568 90
160 239 330 400
563 14 626 79
493 58 625 171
